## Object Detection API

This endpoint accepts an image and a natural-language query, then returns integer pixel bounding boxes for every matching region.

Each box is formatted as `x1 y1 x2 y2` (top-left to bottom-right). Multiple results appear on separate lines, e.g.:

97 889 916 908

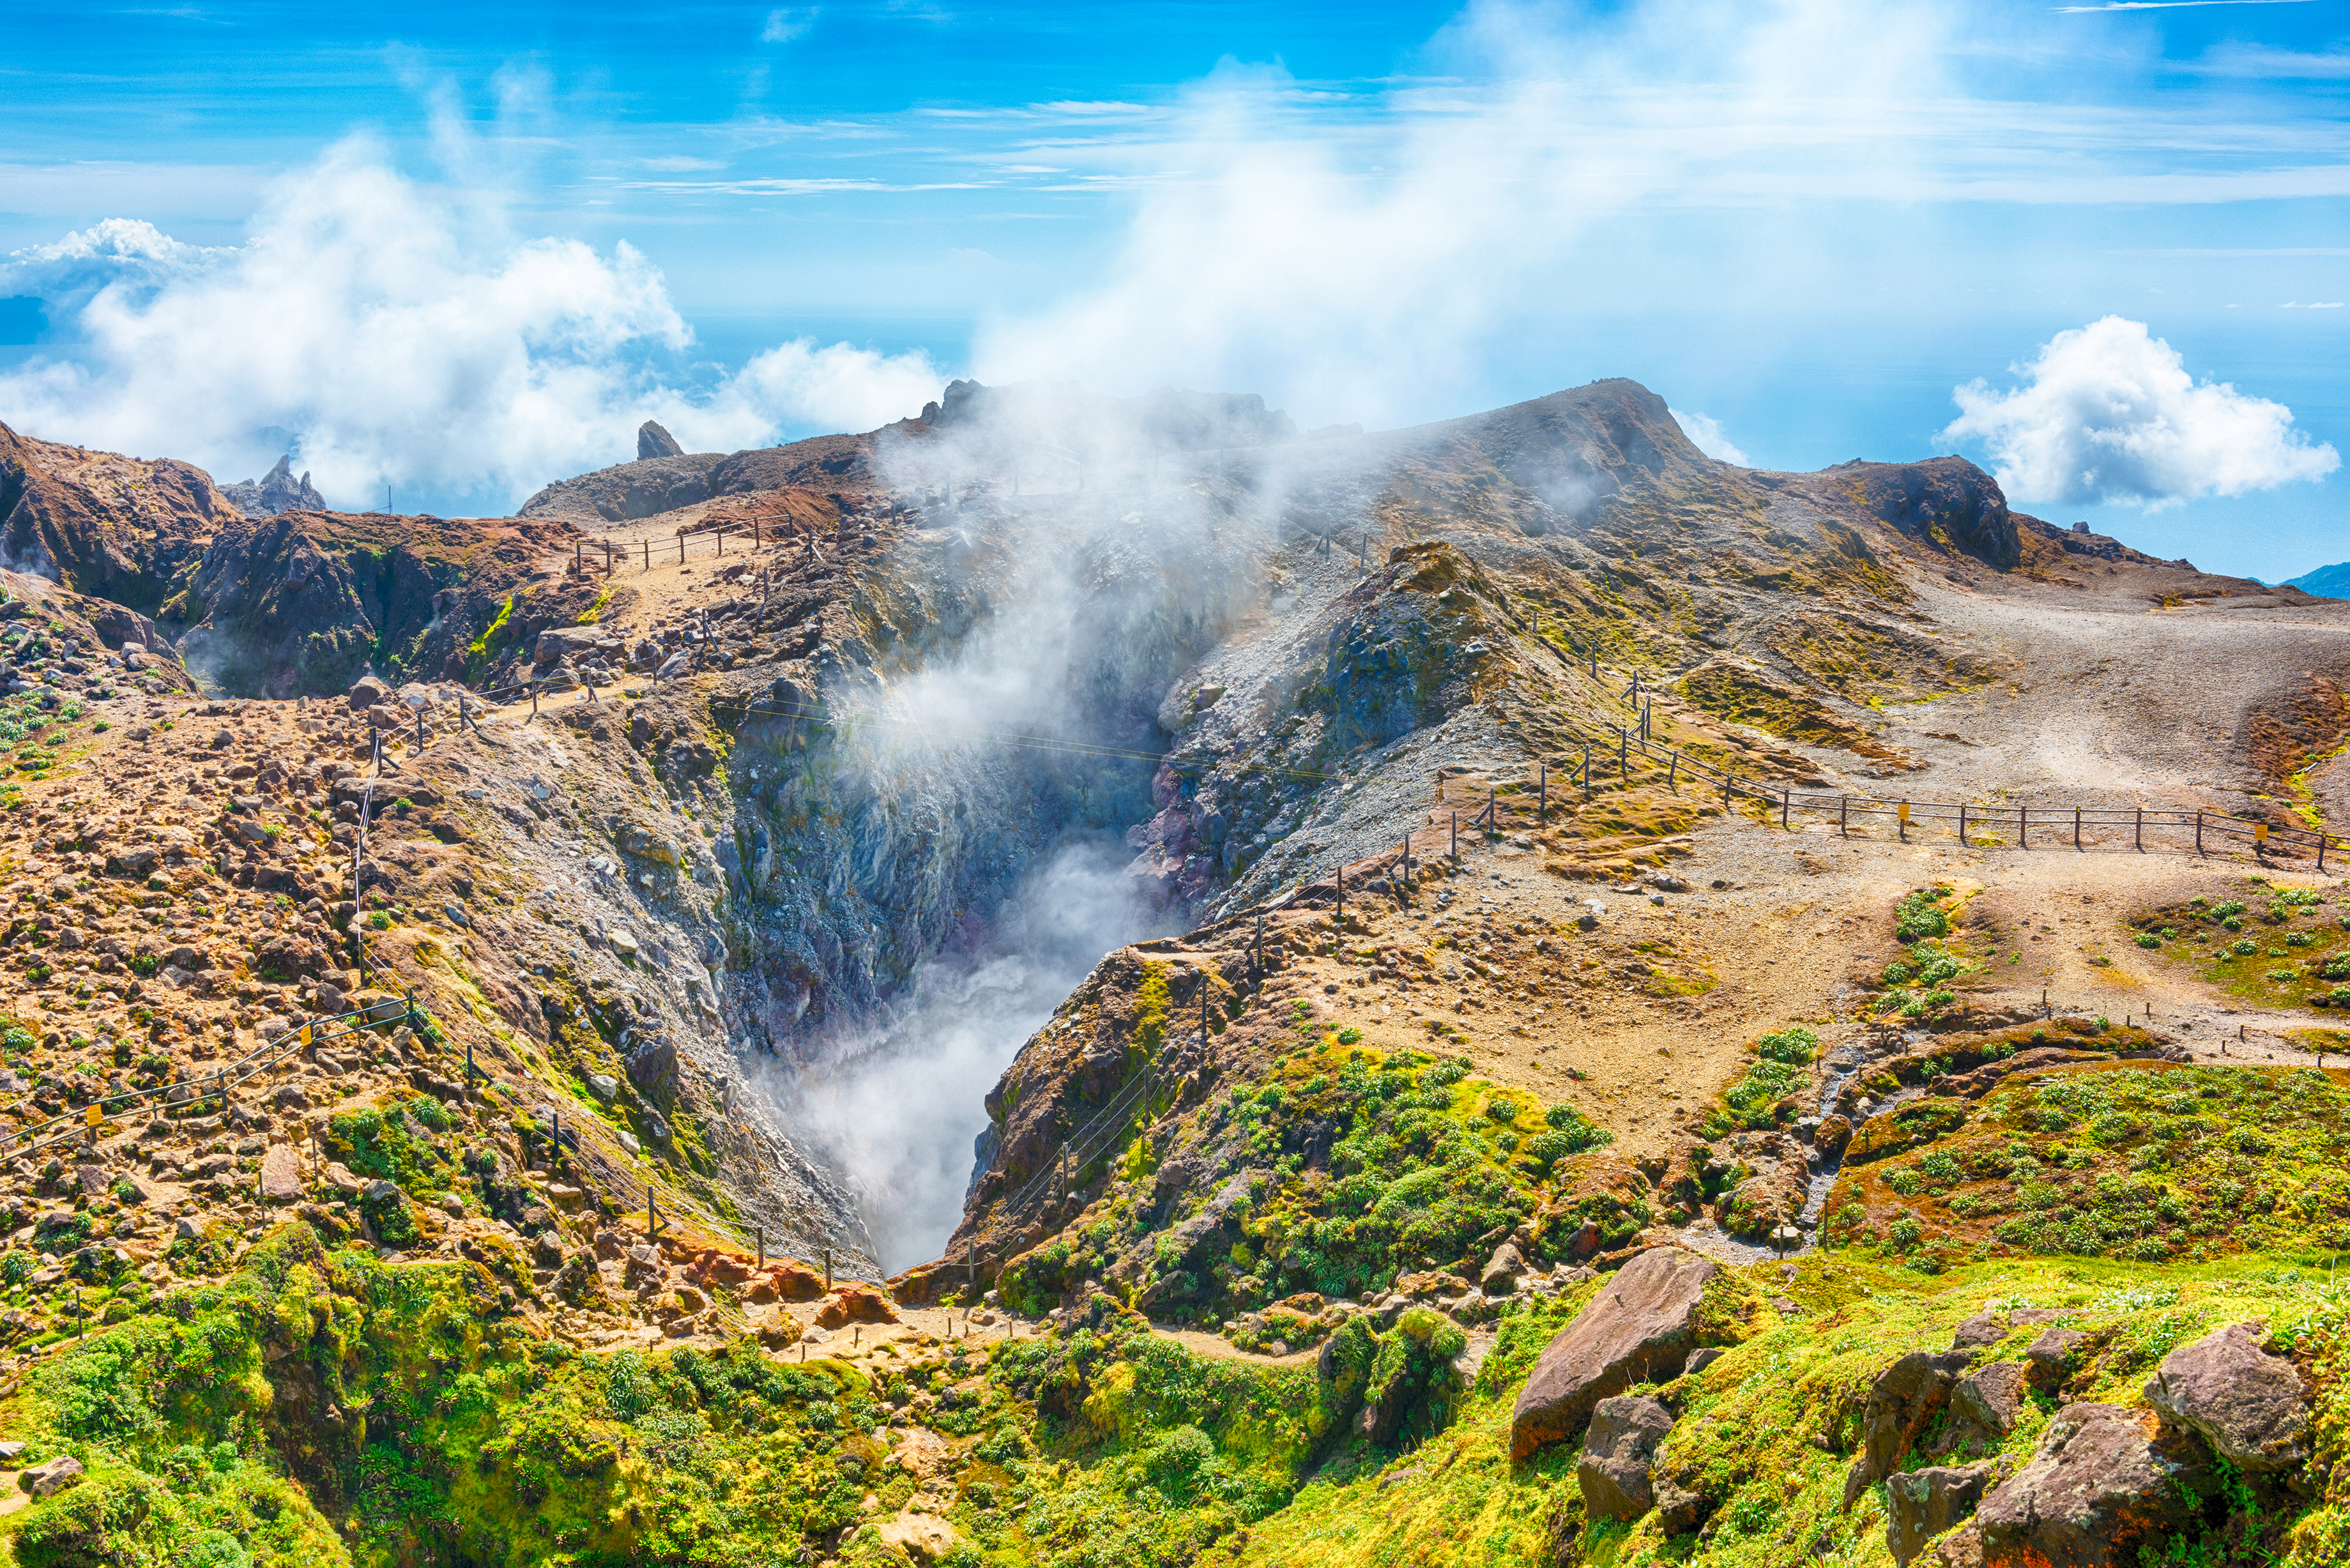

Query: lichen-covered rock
18 1455 83 1498
1577 1395 1675 1519
1509 1247 1721 1459
1887 1461 1996 1567
1941 1360 2027 1452
2142 1320 2310 1476
1976 1403 2211 1567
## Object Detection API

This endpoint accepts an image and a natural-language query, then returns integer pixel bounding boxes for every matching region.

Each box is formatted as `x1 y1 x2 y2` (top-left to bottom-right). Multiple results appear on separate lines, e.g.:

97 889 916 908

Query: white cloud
761 7 818 43
1668 407 1748 464
1941 316 2339 509
0 138 940 510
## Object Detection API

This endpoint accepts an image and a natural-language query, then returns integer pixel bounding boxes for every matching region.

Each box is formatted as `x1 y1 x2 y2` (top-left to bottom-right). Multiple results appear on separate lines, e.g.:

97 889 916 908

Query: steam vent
0 374 2347 1568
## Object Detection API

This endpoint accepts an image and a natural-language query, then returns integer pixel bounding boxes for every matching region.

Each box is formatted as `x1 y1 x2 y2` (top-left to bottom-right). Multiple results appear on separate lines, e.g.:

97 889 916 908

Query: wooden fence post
2020 804 2028 849
2074 807 2082 850
2195 811 2204 855
1781 791 1790 830
1957 801 1965 844
1840 797 1849 837
2135 806 2143 851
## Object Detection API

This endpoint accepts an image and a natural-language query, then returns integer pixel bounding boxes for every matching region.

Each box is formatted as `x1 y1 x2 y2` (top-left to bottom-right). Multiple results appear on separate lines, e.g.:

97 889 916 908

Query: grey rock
586 1072 620 1102
1480 1240 1524 1296
1886 1462 1995 1567
221 455 325 519
1509 1247 1720 1460
2142 1320 2310 1475
348 674 392 713
1577 1395 1675 1519
1976 1403 2210 1567
18 1456 83 1497
1682 1346 1724 1377
637 420 685 461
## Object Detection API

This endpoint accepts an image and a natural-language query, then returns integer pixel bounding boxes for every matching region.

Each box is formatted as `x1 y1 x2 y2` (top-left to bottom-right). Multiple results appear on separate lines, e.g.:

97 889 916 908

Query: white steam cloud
1942 316 2339 509
1669 407 1749 465
0 139 941 512
776 841 1168 1274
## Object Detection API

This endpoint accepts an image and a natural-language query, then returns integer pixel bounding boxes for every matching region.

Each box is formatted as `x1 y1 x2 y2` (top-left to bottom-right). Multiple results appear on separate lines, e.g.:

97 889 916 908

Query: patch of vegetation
2133 879 2350 1009
1001 1042 1615 1323
1822 1060 2350 1268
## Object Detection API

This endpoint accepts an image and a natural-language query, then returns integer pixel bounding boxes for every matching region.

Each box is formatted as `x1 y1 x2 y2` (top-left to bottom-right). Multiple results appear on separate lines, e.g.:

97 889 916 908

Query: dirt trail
1251 805 2347 1159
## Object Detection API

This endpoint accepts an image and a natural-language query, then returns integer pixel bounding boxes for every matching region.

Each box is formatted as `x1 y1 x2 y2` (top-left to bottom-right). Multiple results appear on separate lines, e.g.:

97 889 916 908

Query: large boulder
1509 1247 1720 1460
1576 1396 1675 1520
1845 1350 1971 1506
18 1456 83 1498
1887 1462 1997 1567
2141 1320 2310 1476
637 420 686 461
1976 1403 2210 1567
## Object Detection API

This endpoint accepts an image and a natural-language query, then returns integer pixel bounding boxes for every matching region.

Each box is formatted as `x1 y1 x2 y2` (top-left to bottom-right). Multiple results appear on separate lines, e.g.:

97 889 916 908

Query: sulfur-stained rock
1509 1247 1720 1460
875 1511 964 1564
814 1285 899 1328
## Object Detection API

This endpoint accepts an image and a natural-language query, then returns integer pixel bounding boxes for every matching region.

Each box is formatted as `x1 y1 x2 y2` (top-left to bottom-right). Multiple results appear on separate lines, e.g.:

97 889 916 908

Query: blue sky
1 0 2347 577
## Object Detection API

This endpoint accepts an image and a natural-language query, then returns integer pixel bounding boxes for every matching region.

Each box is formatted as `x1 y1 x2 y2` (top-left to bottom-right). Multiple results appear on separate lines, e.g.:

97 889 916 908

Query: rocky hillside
0 378 2346 1567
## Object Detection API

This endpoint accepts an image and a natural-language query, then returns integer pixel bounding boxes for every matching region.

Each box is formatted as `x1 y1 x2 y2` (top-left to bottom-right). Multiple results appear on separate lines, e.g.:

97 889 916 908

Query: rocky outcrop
1509 1247 1720 1459
1888 1462 1997 1567
1841 455 2022 570
160 507 575 697
1578 1395 1675 1519
638 420 685 461
518 452 726 521
1976 1403 2211 1567
2142 1320 2310 1477
0 420 233 611
220 455 326 519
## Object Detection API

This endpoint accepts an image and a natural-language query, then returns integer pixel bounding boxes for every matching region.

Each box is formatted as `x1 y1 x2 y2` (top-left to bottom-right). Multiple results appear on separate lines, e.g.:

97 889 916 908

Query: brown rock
2026 1327 2089 1394
2141 1320 2310 1476
348 675 392 712
1977 1403 2209 1567
1949 1309 2010 1352
1508 1246 1721 1460
257 1142 303 1203
1577 1395 1675 1519
1946 1360 2027 1445
1845 1350 1971 1507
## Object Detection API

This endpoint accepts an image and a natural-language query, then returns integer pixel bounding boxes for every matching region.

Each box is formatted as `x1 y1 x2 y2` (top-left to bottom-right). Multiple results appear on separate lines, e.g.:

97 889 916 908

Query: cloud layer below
0 141 942 511
1942 316 2339 510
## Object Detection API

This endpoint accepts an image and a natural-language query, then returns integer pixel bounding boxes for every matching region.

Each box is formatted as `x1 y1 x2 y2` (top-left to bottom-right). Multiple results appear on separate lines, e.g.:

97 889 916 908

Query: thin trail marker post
1957 801 1965 844
2196 812 2204 855
1840 797 1849 837
1450 812 1458 857
1781 791 1790 831
2019 804 2027 849
1667 750 1677 789
2075 807 2082 850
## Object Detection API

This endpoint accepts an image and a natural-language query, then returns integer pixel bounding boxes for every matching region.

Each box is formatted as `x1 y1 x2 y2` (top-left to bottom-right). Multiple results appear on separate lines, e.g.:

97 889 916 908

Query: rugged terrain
0 379 2345 1566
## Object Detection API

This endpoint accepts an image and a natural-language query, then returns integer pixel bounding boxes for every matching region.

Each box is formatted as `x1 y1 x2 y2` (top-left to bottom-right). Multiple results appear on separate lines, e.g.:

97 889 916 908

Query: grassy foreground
4 1222 2349 1567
